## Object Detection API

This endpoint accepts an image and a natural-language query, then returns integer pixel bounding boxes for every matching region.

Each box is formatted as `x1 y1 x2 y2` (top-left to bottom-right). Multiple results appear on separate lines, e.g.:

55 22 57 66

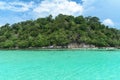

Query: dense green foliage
0 14 120 48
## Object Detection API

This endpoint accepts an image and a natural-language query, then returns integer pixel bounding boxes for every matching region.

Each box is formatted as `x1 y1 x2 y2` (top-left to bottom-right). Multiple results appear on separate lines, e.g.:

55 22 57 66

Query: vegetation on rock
0 14 120 48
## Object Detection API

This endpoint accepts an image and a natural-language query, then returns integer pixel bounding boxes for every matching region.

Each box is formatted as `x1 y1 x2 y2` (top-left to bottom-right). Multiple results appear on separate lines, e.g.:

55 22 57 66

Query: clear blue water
0 50 120 80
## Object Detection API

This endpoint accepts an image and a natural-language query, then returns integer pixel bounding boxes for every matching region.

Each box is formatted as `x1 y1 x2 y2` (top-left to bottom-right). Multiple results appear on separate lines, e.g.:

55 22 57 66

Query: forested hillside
0 14 120 48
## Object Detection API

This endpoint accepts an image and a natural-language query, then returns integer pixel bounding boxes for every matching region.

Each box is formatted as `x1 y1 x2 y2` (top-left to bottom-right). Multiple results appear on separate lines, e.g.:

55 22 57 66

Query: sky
0 0 120 29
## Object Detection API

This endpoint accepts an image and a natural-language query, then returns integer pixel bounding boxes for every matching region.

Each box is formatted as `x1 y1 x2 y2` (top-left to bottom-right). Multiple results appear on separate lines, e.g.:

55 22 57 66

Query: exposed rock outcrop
68 43 95 49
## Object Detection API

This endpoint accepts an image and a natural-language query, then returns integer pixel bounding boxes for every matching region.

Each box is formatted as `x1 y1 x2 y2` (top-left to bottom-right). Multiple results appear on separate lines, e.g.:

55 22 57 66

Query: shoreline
0 43 119 51
0 47 119 51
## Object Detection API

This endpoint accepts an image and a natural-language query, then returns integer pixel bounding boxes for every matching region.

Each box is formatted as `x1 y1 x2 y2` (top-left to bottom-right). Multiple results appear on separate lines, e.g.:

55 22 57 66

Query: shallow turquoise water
0 50 120 80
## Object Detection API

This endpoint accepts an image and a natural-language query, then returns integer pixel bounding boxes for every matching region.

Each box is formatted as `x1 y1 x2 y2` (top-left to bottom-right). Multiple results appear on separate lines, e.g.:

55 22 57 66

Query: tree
0 14 119 48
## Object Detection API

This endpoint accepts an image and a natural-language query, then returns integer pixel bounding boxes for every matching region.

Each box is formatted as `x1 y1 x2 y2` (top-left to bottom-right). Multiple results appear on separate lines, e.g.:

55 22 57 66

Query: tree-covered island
0 14 120 49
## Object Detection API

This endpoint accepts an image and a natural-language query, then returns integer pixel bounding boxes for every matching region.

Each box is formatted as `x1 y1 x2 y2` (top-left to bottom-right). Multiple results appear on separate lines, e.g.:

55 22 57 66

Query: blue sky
0 0 120 29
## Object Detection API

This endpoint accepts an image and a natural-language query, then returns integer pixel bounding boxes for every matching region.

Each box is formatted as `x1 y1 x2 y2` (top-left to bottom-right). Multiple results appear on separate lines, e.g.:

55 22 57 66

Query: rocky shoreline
0 43 119 50
41 43 119 49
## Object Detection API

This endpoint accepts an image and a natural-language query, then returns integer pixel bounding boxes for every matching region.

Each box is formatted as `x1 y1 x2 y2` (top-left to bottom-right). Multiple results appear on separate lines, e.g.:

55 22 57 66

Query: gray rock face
68 43 95 48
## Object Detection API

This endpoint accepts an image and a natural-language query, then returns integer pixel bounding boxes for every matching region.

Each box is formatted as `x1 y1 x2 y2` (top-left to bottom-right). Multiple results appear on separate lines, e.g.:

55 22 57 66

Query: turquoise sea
0 49 120 80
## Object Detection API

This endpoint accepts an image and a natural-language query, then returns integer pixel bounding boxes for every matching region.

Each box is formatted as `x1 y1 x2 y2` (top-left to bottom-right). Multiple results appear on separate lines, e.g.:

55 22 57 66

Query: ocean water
0 49 120 80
